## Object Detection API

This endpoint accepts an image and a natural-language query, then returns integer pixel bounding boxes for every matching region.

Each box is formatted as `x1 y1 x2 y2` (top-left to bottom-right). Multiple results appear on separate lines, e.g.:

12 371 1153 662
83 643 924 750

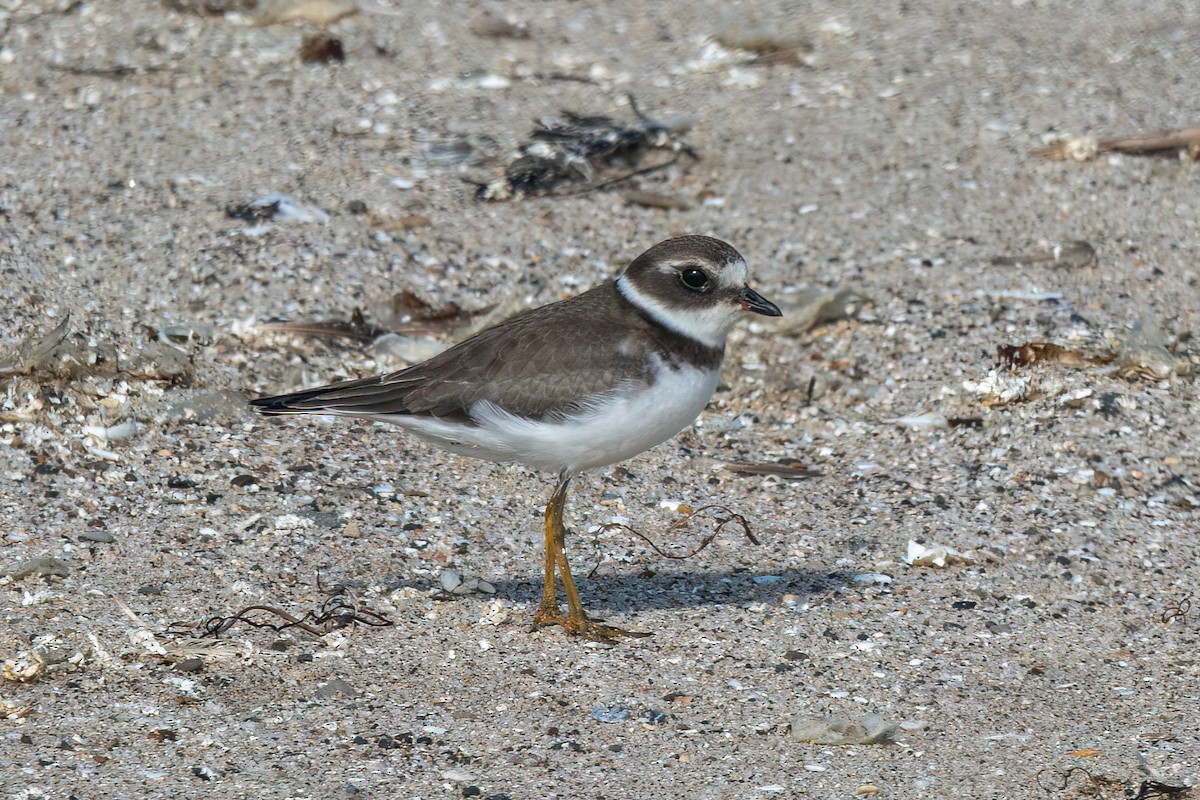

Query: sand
1 1 1197 798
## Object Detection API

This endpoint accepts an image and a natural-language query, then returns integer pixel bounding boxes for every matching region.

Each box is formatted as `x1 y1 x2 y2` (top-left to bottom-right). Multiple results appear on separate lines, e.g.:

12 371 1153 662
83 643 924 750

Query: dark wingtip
249 392 322 416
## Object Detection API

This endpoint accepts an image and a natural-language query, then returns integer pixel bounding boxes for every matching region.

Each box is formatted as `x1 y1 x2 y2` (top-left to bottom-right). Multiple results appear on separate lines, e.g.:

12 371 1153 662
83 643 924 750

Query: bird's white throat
615 274 735 349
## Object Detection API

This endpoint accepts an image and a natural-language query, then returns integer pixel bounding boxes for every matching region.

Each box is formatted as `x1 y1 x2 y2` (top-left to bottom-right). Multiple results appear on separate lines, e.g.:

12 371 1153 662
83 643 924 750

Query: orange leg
532 475 569 628
531 473 647 641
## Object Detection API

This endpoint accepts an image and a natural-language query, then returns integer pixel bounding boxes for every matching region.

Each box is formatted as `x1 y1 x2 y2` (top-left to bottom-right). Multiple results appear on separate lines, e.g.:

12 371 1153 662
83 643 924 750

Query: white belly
381 363 720 475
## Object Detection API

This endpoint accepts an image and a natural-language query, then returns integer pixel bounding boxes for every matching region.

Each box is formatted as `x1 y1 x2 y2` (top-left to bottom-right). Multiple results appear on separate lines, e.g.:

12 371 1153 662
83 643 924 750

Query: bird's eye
679 267 710 291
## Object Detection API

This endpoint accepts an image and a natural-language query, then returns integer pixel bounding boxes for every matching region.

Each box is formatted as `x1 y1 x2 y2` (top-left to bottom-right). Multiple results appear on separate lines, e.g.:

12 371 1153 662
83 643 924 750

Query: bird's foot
532 607 650 642
532 601 564 631
566 614 651 642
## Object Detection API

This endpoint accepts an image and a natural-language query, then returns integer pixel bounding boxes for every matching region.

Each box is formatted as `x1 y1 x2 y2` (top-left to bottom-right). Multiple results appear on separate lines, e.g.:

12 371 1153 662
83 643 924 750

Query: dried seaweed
1036 766 1126 797
588 505 757 578
1037 767 1191 800
1129 781 1192 800
197 597 394 638
1162 595 1192 626
299 32 345 63
476 100 697 201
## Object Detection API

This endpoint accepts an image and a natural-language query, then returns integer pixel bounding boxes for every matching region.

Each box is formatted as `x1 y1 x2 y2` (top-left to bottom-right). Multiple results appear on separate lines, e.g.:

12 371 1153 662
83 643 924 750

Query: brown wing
251 283 717 421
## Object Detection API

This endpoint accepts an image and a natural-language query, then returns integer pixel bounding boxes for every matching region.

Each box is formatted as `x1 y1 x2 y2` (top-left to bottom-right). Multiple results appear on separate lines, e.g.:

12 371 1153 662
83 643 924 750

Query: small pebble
313 678 358 700
591 705 632 723
6 557 71 579
442 767 478 782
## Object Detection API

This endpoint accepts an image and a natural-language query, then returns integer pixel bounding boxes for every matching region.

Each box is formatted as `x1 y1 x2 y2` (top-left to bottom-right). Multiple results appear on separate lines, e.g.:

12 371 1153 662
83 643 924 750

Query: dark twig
1131 781 1192 800
1162 595 1192 626
557 152 687 196
199 597 394 638
1035 766 1190 799
263 308 389 342
588 505 758 578
1036 766 1120 797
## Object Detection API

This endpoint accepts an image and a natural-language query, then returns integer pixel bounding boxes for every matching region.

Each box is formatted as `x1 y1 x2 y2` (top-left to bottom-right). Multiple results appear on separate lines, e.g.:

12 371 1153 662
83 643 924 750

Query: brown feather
251 281 723 422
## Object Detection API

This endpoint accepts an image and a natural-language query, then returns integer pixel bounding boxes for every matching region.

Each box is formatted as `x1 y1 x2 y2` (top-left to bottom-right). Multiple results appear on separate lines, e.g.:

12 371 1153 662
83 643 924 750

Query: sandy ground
2 1 1199 798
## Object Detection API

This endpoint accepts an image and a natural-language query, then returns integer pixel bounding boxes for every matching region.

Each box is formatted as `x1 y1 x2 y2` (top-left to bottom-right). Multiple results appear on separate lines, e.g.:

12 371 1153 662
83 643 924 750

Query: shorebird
251 235 780 639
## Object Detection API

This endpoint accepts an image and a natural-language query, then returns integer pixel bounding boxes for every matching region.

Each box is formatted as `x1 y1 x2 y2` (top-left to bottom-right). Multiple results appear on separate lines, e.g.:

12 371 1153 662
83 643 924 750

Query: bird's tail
250 374 400 416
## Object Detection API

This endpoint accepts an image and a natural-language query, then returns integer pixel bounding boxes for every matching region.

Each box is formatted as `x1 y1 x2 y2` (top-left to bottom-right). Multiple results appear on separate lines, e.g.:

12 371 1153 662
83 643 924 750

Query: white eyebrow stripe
654 256 747 289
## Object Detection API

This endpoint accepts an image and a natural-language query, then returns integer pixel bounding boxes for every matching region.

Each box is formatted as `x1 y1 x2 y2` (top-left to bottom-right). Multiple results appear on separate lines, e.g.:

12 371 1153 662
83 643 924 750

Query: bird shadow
448 566 855 616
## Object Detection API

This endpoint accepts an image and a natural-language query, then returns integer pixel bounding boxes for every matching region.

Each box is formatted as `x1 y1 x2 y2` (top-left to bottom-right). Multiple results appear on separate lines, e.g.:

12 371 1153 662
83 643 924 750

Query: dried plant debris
998 342 1116 369
772 287 872 335
995 319 1185 382
990 240 1097 269
227 194 329 228
0 317 185 385
299 31 345 63
1034 126 1200 161
476 102 698 201
589 505 758 577
165 0 258 13
264 296 484 345
1162 595 1193 625
622 189 693 211
1038 768 1192 800
0 315 71 378
367 211 433 234
197 596 393 638
1037 767 1127 797
384 290 482 333
263 307 390 343
2 651 48 683
1128 782 1193 800
792 714 898 745
724 459 823 480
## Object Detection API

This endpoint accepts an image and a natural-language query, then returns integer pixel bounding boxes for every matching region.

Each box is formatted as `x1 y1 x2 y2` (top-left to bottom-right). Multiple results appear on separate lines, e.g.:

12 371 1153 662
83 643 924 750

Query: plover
251 235 781 640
